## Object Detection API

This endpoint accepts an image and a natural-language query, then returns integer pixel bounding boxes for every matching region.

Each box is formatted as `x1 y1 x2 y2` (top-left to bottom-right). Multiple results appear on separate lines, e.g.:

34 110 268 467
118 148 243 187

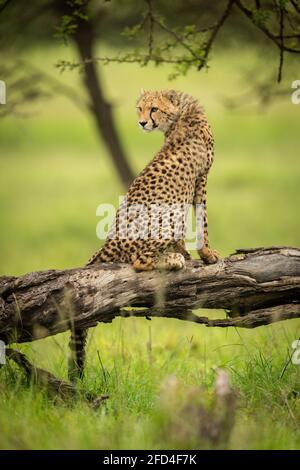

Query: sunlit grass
1 318 300 449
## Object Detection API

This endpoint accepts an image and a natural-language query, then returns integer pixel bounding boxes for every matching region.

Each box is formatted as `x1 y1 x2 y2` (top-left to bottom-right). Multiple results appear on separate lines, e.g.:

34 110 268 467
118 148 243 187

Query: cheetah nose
139 121 147 128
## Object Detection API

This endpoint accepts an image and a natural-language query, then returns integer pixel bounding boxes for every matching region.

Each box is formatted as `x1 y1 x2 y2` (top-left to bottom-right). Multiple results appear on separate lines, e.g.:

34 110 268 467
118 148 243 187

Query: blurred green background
0 41 300 449
1 45 299 274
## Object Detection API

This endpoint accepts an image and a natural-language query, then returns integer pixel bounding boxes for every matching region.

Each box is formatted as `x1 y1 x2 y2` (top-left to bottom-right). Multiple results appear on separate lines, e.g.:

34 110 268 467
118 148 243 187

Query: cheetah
69 89 219 380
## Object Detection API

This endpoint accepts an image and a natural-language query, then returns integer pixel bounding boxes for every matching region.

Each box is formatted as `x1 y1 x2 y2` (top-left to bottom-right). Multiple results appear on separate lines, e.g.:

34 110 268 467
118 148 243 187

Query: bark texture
0 246 299 345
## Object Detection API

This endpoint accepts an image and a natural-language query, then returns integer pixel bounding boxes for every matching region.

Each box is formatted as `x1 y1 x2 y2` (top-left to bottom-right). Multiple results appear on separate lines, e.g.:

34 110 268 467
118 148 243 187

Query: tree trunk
55 1 134 188
0 247 299 345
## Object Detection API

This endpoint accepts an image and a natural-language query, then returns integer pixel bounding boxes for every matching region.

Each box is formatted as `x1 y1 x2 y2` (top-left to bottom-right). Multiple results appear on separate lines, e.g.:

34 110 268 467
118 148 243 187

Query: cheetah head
136 89 180 133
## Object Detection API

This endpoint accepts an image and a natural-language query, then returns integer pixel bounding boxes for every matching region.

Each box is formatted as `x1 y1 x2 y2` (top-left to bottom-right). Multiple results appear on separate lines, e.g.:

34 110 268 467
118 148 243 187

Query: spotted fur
88 89 219 269
69 90 219 379
68 327 87 381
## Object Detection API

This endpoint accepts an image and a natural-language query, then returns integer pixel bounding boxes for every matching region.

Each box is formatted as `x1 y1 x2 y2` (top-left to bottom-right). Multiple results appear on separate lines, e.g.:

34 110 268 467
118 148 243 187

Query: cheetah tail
68 327 88 382
86 248 104 266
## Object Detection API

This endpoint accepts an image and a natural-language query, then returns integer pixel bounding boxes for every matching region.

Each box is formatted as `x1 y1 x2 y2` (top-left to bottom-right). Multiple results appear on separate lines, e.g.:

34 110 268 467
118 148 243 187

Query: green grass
0 43 300 449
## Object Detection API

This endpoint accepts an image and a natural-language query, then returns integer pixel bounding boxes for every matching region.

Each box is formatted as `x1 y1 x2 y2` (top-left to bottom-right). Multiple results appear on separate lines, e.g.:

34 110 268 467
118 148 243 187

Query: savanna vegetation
0 0 300 450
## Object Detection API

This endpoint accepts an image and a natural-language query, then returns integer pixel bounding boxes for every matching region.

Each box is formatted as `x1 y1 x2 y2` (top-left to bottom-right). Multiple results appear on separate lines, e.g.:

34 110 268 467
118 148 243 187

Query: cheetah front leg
133 251 186 271
175 239 191 260
194 175 219 264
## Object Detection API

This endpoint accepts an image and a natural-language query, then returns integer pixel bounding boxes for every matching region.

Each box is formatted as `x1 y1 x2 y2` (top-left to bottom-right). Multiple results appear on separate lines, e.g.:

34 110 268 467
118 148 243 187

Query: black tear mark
150 109 158 129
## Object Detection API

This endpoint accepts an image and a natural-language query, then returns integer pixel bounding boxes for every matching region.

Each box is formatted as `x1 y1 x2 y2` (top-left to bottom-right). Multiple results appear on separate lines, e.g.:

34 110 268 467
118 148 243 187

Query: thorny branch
0 60 89 118
56 0 300 82
201 0 235 68
234 0 300 82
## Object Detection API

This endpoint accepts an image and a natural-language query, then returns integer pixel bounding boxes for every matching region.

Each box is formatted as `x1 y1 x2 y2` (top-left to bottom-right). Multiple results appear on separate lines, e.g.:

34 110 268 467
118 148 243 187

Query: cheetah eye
136 106 142 111
151 107 158 113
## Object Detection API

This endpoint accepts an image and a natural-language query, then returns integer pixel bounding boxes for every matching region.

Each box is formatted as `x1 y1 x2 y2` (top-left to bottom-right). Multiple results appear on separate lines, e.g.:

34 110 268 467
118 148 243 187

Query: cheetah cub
69 89 219 380
88 89 219 270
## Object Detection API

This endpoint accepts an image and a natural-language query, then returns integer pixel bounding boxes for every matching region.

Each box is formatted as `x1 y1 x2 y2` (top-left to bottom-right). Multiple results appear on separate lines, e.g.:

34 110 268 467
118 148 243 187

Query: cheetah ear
164 89 178 105
140 88 145 96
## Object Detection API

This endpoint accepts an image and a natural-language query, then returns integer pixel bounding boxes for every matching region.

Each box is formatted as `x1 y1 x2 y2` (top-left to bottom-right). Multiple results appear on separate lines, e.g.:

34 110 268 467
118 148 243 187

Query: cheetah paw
156 253 186 271
198 247 220 264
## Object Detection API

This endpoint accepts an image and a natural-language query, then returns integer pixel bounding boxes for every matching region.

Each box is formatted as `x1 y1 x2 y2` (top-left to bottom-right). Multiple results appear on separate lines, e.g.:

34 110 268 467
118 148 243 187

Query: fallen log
0 246 299 345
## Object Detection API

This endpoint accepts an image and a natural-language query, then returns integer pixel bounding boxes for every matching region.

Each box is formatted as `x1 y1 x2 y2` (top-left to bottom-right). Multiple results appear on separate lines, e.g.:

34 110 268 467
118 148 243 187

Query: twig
235 0 300 53
279 350 293 379
201 0 235 68
0 0 11 14
155 17 205 65
277 3 285 82
146 0 154 58
290 0 300 15
22 60 90 111
54 0 300 85
119 304 300 329
56 55 197 72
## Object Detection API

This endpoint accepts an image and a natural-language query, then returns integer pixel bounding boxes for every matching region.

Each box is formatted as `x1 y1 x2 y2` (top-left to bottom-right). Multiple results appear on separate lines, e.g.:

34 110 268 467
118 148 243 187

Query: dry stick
5 348 77 398
5 348 110 405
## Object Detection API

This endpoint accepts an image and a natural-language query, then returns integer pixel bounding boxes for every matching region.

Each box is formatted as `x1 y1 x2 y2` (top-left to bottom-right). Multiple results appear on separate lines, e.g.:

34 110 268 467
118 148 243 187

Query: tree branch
201 0 235 68
0 246 299 346
234 0 300 54
290 0 300 15
0 0 12 14
55 0 300 83
277 3 285 82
